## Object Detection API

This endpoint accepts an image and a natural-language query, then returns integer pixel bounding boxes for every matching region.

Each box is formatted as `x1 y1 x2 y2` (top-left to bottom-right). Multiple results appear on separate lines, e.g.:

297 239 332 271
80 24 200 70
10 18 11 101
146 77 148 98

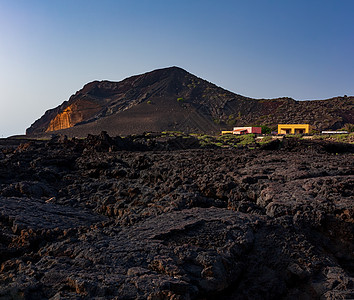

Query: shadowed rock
0 133 353 299
26 67 354 137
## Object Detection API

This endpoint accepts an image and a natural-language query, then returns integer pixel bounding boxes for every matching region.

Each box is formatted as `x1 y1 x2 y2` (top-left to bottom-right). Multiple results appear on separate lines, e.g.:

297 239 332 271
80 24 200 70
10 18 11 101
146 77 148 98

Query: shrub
226 115 236 126
239 134 255 145
261 125 272 134
258 136 272 144
332 134 348 141
344 123 354 132
177 97 184 103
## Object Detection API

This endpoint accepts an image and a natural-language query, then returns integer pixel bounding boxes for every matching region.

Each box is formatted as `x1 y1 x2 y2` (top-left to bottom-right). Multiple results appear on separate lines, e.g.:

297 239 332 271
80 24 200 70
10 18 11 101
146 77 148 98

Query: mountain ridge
26 67 354 136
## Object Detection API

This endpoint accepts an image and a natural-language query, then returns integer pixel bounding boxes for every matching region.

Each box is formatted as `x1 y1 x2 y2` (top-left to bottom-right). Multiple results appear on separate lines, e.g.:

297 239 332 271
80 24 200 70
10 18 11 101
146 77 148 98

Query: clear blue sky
1 0 353 137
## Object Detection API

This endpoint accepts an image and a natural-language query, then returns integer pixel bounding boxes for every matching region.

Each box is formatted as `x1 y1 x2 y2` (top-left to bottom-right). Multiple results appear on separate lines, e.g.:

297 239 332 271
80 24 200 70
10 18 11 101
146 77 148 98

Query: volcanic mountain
27 67 354 137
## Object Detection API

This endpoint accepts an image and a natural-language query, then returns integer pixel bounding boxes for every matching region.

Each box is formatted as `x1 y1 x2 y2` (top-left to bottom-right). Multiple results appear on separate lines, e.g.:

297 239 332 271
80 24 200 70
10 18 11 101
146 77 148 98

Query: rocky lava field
0 133 353 299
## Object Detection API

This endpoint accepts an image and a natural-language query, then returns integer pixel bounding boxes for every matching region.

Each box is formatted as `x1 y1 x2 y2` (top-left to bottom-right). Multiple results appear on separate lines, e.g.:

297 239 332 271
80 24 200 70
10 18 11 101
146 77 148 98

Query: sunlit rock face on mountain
26 67 354 137
45 99 102 132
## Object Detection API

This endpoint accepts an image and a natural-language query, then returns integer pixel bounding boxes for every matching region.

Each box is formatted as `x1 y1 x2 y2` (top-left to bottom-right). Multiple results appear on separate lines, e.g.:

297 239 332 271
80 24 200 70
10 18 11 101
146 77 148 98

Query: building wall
233 127 252 133
221 131 234 135
233 127 262 134
251 127 262 134
278 124 311 134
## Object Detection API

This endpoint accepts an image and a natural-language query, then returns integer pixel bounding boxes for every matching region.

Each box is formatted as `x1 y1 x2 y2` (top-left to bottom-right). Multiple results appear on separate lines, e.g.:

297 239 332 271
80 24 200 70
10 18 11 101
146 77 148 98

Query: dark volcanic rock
26 67 354 137
0 133 353 299
0 197 106 233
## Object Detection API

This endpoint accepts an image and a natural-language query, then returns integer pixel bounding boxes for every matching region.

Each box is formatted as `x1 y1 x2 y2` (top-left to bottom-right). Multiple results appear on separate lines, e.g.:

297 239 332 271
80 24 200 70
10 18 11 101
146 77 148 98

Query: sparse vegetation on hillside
239 134 256 146
310 133 354 144
194 132 265 149
258 136 273 144
26 67 354 137
343 123 354 132
261 125 273 134
167 131 354 149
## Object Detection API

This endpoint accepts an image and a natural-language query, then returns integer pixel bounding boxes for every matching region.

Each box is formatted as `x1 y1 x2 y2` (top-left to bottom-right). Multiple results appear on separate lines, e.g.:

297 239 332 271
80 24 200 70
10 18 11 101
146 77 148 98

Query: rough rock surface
26 67 354 137
0 133 353 299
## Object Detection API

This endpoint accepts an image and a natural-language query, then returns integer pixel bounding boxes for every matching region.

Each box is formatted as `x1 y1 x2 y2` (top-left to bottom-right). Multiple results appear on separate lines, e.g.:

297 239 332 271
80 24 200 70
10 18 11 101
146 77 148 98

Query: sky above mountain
0 0 353 137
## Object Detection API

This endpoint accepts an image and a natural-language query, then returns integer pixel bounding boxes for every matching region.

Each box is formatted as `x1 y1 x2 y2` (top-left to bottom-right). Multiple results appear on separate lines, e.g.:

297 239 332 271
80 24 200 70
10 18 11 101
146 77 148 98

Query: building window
295 129 305 134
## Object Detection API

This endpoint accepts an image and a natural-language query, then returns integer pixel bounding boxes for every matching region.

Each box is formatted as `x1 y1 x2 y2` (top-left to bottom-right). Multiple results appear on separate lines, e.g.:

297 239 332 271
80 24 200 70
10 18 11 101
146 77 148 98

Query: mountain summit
27 67 353 136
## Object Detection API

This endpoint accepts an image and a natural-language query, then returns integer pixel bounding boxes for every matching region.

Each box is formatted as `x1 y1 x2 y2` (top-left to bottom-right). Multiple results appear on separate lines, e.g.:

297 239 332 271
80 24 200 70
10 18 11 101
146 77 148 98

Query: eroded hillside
26 67 354 137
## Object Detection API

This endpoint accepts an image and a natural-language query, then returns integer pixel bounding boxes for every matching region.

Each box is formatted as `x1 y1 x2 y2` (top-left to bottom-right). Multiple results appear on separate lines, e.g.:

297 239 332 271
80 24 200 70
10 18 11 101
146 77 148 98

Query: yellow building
278 124 311 134
221 131 234 135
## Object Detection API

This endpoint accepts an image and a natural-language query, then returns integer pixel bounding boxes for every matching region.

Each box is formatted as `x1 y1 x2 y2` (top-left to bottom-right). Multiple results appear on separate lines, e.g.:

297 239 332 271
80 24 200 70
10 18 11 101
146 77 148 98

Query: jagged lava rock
0 133 353 299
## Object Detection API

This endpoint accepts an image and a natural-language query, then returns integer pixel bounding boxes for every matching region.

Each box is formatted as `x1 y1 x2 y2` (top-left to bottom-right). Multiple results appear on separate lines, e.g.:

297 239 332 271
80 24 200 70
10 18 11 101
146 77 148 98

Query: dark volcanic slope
26 67 354 137
27 67 247 136
0 134 353 299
